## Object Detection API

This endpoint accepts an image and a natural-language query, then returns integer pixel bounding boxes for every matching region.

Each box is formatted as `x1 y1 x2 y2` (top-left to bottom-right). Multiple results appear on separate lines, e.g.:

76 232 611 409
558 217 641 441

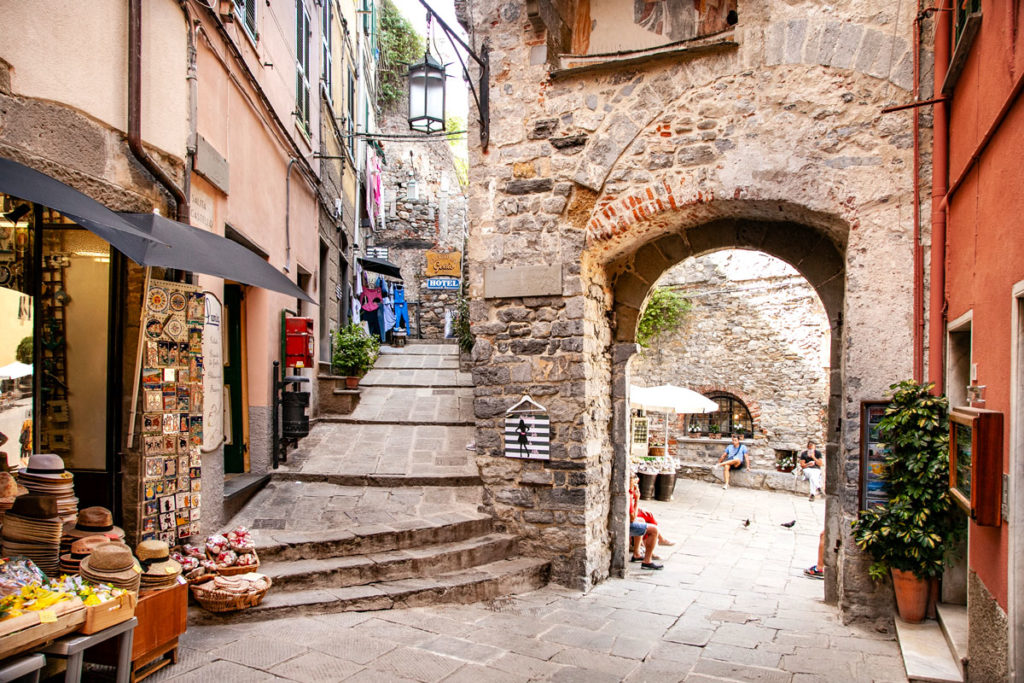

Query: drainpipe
928 0 951 391
179 1 198 220
128 0 189 222
912 10 924 383
284 158 297 273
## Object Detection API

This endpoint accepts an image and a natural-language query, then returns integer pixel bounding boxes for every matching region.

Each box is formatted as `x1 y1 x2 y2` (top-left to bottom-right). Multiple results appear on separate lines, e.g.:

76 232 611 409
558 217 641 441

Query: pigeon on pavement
780 520 796 528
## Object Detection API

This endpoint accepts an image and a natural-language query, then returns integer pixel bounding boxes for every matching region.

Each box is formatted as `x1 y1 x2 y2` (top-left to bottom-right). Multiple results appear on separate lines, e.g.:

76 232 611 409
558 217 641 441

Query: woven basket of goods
190 573 271 613
205 529 260 576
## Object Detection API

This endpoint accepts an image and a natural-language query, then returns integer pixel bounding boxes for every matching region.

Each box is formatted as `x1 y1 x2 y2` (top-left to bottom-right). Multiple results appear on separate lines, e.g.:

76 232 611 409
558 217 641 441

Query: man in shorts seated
714 434 748 490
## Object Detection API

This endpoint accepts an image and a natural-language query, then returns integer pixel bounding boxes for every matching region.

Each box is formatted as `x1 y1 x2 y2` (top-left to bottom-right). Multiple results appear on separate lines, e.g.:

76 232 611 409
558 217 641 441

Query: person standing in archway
714 434 748 489
799 440 824 501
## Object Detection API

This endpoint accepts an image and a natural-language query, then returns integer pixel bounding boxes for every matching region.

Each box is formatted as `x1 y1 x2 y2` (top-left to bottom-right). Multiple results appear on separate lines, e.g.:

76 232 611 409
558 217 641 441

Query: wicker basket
190 576 271 613
206 549 260 576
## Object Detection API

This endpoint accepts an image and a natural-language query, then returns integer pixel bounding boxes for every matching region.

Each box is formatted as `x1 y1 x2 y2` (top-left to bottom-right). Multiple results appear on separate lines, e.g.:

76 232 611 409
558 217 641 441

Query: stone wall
632 251 830 470
463 0 928 617
375 106 468 339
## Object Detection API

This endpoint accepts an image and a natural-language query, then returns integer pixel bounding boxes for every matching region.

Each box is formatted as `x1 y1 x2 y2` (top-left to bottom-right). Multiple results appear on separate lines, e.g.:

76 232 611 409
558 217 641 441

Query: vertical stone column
610 342 638 578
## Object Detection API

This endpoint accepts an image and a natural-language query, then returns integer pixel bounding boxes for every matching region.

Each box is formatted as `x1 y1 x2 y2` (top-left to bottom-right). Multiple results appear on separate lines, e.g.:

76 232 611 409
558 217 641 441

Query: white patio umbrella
0 362 32 380
629 384 718 450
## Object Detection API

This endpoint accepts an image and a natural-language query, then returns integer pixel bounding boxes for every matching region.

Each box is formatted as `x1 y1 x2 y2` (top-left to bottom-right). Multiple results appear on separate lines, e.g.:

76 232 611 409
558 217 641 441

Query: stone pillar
610 342 639 578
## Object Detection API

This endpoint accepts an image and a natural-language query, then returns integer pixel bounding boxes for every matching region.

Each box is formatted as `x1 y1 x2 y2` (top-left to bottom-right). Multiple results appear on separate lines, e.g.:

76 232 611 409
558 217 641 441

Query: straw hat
80 542 141 591
64 507 125 541
59 534 110 574
137 540 182 588
0 472 28 500
19 453 71 480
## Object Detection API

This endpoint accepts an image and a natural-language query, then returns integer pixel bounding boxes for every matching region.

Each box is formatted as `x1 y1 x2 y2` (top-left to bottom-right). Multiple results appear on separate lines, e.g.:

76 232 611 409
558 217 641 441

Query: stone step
373 354 460 370
380 343 458 355
360 366 472 388
936 603 968 677
334 386 473 426
261 533 517 591
271 471 482 488
190 557 550 624
254 512 495 563
895 617 964 683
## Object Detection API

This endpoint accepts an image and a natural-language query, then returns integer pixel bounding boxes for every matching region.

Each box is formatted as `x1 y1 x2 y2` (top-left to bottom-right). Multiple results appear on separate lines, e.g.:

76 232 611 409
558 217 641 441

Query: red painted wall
942 7 1024 611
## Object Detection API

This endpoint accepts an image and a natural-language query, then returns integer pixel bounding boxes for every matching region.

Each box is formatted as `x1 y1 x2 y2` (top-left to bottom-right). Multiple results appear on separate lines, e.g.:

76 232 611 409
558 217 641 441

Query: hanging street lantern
406 0 490 151
407 52 446 134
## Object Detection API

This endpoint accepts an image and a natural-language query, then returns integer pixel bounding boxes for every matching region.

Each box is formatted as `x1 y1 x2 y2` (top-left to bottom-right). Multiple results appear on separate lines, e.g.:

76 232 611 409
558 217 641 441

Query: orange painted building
929 2 1024 678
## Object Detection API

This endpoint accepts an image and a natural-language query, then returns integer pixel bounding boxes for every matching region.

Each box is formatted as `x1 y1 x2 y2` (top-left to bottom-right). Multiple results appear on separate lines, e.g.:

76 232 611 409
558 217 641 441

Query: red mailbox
285 317 314 368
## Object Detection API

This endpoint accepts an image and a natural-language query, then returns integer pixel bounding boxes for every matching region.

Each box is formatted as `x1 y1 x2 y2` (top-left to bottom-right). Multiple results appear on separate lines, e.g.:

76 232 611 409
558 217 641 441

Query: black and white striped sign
504 415 550 460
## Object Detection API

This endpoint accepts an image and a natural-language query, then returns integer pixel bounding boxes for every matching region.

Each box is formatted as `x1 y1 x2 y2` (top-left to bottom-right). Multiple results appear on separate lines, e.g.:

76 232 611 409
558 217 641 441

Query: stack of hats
58 534 110 575
137 540 182 590
1 494 62 575
19 454 78 529
80 541 141 592
0 471 28 520
61 506 125 555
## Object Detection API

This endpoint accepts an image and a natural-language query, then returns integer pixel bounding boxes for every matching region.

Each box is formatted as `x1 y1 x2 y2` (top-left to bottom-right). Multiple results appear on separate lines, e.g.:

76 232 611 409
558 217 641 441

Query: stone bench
676 461 813 496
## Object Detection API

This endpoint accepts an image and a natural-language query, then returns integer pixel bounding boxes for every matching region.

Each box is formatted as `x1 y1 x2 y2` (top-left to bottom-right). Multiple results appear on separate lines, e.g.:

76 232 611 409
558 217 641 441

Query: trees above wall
377 0 425 111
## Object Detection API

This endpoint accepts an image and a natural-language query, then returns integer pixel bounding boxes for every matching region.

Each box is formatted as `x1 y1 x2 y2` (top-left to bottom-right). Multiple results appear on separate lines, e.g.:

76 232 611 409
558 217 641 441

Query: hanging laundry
394 287 410 335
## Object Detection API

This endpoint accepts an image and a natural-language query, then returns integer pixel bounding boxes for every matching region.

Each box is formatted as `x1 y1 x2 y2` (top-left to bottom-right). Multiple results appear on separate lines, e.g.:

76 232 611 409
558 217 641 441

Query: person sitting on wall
713 434 748 490
629 475 675 556
798 440 824 501
629 474 663 570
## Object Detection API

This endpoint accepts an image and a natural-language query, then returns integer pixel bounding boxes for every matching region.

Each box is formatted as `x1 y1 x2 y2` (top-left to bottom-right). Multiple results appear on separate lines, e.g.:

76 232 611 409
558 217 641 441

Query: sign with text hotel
425 251 461 277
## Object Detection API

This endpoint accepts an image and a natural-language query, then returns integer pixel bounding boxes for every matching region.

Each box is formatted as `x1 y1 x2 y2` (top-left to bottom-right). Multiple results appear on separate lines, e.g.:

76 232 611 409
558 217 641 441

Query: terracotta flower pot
891 568 929 623
344 376 360 389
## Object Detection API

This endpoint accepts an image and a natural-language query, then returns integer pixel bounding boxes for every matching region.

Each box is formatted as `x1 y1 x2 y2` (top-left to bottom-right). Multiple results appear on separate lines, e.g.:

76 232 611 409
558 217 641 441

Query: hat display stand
1 495 62 576
18 454 78 533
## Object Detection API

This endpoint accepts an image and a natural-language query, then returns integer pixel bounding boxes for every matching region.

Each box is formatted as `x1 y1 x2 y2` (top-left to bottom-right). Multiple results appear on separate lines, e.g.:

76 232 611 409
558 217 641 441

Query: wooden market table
39 617 137 683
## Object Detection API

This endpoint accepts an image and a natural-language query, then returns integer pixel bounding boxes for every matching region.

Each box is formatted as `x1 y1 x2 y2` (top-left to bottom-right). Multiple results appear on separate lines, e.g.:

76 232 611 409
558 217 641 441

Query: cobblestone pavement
159 480 907 682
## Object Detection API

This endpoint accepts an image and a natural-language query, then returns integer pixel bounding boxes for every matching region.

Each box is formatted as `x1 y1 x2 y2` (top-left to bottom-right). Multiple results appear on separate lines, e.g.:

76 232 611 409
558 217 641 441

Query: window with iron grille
687 393 753 437
296 0 312 134
322 0 333 99
233 0 257 40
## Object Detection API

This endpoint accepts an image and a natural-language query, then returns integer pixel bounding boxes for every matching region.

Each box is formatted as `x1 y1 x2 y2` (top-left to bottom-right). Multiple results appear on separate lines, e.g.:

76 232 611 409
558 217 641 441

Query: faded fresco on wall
587 0 737 54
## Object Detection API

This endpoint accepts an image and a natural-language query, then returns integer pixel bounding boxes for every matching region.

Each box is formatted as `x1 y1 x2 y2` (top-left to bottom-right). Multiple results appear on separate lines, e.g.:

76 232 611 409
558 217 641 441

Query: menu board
138 279 204 543
859 401 890 511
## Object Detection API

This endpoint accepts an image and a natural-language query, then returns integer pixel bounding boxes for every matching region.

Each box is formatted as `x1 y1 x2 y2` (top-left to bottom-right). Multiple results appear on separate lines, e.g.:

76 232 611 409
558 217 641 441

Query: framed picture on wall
859 400 890 512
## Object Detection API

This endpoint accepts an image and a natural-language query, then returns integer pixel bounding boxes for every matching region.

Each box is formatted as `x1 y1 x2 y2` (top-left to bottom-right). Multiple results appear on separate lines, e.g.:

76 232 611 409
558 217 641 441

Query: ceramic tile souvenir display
18 454 78 529
0 471 29 520
138 279 204 543
58 534 109 575
79 541 142 592
1 495 63 576
137 540 182 590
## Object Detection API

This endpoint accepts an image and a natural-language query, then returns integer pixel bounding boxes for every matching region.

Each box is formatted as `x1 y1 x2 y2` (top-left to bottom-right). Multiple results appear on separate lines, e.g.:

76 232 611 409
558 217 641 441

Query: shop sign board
189 185 215 232
504 395 550 460
426 277 460 290
202 293 223 452
425 251 461 277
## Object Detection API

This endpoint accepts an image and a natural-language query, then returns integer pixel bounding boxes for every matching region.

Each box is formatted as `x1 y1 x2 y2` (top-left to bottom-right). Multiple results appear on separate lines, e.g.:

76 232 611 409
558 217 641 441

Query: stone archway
600 217 844 596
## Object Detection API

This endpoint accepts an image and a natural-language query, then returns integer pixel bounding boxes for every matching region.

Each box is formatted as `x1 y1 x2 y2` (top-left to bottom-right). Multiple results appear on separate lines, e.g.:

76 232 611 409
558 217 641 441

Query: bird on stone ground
742 519 751 527
780 520 796 528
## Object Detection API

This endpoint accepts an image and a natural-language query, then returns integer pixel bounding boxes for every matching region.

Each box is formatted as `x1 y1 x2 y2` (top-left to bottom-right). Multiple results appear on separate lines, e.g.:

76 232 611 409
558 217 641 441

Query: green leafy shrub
331 323 380 376
377 0 425 111
637 288 691 347
453 294 474 354
16 336 32 364
852 380 961 580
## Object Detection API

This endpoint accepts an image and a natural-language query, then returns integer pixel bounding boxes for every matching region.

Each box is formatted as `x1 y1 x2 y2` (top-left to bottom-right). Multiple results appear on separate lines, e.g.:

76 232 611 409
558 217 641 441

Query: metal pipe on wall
128 0 189 222
928 0 951 391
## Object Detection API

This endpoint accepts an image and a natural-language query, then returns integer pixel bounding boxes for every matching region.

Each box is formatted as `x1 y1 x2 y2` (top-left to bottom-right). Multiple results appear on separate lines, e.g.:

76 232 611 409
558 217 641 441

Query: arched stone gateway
464 0 924 623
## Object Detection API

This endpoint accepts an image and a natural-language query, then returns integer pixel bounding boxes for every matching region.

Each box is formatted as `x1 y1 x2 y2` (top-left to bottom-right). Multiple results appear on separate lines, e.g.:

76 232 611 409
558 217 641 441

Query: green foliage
453 294 474 354
852 380 961 581
377 0 425 111
15 337 32 364
331 323 380 376
637 288 691 347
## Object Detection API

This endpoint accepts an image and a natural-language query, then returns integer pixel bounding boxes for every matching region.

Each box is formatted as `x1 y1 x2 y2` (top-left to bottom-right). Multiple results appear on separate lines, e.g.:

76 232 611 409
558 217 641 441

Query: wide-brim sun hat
64 506 125 541
18 453 71 480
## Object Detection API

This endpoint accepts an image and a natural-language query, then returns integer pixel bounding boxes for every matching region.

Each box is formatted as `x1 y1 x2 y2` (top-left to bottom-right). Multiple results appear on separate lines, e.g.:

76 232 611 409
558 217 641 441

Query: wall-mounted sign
426 277 460 290
202 292 223 453
425 251 461 277
189 185 215 232
504 395 550 460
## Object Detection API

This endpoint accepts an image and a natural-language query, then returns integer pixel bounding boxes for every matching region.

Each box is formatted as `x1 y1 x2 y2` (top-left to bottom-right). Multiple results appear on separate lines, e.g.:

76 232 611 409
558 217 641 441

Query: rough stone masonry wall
463 0 926 614
632 251 830 469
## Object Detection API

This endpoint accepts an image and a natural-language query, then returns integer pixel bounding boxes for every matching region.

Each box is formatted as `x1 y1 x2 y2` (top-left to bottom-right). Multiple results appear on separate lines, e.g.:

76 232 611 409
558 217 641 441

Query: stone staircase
894 603 968 682
194 341 549 623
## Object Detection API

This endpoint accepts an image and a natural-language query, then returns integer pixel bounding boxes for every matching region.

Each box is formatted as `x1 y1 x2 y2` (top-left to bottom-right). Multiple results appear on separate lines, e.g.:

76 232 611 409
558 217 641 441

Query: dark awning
0 156 167 262
358 256 402 279
118 213 314 302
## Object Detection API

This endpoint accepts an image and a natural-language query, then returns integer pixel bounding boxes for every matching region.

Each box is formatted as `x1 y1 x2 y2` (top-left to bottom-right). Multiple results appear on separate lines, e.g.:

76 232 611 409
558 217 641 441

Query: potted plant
776 451 797 473
708 424 721 438
331 323 380 388
851 380 960 623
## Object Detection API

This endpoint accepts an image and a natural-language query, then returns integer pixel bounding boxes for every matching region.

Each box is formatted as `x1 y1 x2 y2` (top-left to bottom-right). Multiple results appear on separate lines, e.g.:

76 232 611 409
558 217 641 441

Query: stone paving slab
380 344 459 356
334 387 474 425
170 480 907 682
374 353 460 369
279 422 477 479
361 367 473 387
